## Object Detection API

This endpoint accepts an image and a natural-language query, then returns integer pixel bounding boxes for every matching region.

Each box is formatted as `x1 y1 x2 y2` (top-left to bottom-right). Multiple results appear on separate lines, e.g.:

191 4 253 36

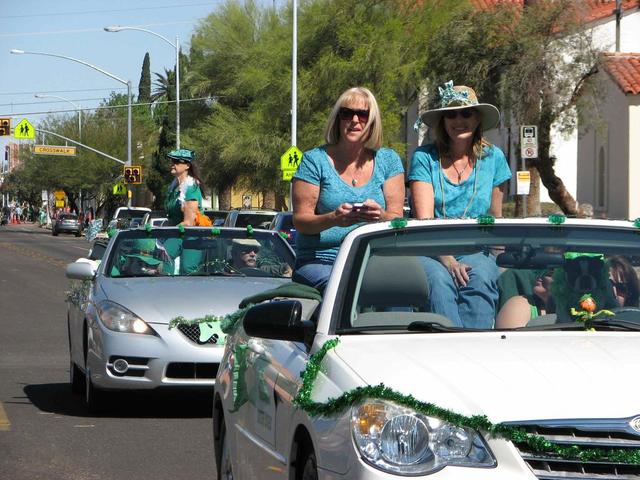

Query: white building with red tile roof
577 52 640 218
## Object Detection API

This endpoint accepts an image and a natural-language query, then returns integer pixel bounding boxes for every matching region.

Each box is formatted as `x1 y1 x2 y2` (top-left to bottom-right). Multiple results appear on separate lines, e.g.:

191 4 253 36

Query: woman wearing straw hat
408 81 512 328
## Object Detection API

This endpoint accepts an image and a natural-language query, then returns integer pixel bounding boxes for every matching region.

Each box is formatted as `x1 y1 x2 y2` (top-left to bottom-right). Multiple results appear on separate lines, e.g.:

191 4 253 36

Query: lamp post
34 93 82 139
11 48 132 206
104 25 180 149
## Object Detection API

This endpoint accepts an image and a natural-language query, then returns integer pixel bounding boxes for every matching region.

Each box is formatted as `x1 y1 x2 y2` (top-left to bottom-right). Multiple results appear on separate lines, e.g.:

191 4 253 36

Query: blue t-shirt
293 146 404 262
408 143 511 218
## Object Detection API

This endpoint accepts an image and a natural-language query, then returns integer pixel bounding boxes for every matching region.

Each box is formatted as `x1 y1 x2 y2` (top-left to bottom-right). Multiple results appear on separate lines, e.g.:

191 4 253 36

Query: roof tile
471 0 639 22
602 52 640 94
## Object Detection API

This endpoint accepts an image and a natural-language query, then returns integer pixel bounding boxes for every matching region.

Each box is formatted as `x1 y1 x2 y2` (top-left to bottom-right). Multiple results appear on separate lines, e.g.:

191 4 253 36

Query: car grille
511 418 640 479
166 363 219 379
176 324 223 345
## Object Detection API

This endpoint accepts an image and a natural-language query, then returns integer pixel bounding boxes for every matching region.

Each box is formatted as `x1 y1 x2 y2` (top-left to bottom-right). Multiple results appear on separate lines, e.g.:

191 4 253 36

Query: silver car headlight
97 301 154 335
351 399 495 475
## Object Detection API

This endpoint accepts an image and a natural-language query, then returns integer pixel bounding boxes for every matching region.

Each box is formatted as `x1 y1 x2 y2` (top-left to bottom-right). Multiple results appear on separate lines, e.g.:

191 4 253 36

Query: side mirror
66 260 97 280
243 300 315 344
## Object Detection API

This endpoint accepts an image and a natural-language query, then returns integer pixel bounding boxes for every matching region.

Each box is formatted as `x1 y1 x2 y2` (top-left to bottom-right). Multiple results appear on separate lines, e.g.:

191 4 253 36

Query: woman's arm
292 179 357 234
410 181 435 219
182 200 198 226
489 182 508 217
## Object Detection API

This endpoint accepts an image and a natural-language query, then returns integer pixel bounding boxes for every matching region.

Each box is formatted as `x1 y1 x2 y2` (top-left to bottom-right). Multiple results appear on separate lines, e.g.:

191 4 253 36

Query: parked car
268 211 297 248
108 206 151 230
223 209 277 229
141 210 167 225
214 217 640 479
52 213 82 237
65 226 295 412
204 209 229 226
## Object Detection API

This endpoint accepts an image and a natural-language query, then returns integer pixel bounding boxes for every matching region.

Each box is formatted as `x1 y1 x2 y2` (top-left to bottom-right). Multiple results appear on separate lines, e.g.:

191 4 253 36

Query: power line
0 21 196 38
0 2 219 20
0 96 218 118
0 87 128 96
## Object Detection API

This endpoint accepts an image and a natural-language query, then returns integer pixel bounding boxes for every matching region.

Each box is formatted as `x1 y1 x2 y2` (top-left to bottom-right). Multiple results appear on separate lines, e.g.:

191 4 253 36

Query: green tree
139 52 152 104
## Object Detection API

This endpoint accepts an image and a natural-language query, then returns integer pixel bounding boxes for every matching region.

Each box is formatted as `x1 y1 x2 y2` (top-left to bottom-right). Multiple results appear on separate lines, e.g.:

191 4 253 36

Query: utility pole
615 0 622 52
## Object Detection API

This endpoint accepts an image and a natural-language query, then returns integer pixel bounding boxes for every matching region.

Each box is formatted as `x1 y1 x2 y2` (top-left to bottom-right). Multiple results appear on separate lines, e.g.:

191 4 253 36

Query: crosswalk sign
14 118 35 140
113 182 127 196
280 146 302 171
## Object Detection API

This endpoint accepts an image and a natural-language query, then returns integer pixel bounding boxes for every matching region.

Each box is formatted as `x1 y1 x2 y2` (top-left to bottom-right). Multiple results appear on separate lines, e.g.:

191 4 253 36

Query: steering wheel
239 267 271 277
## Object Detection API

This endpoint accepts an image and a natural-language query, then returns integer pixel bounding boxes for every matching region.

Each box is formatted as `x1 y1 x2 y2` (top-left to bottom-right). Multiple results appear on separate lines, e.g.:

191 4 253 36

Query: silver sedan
65 226 294 411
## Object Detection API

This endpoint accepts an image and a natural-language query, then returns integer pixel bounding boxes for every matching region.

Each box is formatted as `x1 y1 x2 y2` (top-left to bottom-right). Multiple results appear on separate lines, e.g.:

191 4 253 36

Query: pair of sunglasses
338 107 370 122
170 158 188 165
240 247 260 254
444 108 476 120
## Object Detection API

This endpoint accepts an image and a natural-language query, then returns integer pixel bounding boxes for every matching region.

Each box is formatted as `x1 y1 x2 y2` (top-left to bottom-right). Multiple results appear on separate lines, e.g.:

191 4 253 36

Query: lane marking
0 402 11 431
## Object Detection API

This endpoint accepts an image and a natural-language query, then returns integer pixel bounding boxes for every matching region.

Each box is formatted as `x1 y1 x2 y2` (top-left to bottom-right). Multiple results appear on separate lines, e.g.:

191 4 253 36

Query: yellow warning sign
54 190 66 200
34 145 76 156
282 170 295 181
280 146 302 171
13 118 35 140
113 182 127 196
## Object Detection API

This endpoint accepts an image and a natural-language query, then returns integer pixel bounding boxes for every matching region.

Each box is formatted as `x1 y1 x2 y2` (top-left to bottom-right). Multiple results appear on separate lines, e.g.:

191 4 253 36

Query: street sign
113 182 127 196
517 171 531 195
14 118 35 140
34 145 76 156
520 125 538 159
0 118 10 136
242 194 252 209
280 146 302 171
55 200 65 208
54 190 66 200
123 165 142 184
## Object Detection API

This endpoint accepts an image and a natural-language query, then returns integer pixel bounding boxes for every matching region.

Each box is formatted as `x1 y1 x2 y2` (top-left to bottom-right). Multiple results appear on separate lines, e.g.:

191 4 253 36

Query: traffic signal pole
37 128 125 164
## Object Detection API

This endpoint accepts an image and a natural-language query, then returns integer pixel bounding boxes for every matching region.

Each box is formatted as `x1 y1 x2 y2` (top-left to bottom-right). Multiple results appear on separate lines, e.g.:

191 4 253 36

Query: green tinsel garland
168 305 254 334
293 339 640 465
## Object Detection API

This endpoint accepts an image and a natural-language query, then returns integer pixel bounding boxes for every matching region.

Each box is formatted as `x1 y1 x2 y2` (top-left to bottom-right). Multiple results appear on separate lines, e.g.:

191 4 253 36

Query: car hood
334 332 640 423
98 276 289 324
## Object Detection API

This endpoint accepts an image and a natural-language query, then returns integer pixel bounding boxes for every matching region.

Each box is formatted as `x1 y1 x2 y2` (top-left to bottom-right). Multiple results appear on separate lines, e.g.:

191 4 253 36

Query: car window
338 225 640 333
106 229 294 279
234 213 276 228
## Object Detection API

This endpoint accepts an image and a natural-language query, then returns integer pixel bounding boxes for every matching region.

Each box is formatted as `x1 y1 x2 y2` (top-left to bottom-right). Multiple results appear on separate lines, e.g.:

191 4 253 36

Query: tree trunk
527 166 541 215
274 192 288 211
262 190 275 210
219 184 232 211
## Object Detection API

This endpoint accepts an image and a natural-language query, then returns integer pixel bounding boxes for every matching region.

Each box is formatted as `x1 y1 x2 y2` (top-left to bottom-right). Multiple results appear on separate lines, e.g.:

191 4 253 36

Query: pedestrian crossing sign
13 118 35 140
280 146 302 171
113 182 127 196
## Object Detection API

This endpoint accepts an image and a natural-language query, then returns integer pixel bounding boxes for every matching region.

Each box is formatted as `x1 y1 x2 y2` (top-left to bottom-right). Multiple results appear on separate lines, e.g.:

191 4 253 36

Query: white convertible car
214 218 640 479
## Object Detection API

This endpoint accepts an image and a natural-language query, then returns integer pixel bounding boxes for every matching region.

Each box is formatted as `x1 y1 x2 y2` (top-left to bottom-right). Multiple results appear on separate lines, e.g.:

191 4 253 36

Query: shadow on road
23 382 213 418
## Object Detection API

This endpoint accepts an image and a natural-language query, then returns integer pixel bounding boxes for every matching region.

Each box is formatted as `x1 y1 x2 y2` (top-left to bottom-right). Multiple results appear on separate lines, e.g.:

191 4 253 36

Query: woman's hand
334 203 361 227
352 199 383 222
439 255 472 287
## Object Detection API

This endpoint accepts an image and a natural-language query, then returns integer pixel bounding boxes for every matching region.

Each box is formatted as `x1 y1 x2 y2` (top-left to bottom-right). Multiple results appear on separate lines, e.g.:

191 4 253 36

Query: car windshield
105 228 295 279
337 223 640 334
235 213 275 228
60 214 77 221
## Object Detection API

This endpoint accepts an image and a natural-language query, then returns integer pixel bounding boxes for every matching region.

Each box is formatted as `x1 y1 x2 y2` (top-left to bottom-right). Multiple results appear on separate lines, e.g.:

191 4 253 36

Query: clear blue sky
0 0 233 158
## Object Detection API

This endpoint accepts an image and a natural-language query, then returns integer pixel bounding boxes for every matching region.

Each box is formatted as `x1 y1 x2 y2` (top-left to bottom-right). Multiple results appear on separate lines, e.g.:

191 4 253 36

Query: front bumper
87 321 225 391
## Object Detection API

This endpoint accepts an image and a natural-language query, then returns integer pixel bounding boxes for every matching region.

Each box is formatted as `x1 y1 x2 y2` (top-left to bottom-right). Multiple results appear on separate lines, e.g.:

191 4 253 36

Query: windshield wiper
516 317 640 332
407 321 473 333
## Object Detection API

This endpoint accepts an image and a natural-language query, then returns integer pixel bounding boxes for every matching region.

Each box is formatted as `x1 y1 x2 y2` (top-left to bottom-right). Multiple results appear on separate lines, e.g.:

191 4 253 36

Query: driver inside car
230 238 261 269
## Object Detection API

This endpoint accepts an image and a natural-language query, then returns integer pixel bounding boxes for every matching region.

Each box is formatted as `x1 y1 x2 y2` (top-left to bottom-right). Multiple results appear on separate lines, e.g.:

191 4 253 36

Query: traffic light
123 165 142 184
0 118 10 136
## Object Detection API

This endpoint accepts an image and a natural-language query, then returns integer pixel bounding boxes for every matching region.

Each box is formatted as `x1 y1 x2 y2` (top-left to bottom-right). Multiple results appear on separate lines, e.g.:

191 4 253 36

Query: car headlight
351 399 495 475
97 301 154 335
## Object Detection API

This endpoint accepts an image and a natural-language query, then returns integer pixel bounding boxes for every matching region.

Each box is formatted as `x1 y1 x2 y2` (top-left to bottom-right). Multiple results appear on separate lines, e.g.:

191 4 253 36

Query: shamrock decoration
198 321 225 344
570 294 614 327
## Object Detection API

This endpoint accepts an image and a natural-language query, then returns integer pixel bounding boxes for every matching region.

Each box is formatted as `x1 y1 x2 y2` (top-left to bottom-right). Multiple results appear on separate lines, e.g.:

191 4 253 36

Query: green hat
167 148 196 163
124 238 160 265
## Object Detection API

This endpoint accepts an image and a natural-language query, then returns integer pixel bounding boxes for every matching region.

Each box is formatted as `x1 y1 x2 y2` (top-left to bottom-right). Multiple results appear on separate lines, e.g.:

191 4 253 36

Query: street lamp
104 25 180 149
34 93 82 139
10 49 132 171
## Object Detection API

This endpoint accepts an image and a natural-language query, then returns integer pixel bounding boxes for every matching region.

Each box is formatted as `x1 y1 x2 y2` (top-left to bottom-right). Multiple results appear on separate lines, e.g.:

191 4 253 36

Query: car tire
217 420 234 480
52 230 58 236
70 360 84 394
84 366 104 413
75 231 81 237
299 447 318 480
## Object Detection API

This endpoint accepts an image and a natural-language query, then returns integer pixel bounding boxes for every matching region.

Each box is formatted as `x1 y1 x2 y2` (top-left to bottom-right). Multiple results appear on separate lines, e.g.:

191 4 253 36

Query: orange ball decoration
580 296 597 312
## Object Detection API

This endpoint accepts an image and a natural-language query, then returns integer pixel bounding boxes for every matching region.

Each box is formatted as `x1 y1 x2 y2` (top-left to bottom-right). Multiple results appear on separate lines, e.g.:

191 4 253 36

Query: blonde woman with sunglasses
292 87 405 292
408 82 512 329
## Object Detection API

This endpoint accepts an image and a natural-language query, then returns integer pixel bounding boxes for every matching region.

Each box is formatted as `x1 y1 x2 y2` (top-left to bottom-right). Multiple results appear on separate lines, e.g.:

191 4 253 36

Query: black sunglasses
338 107 370 122
170 158 188 164
240 247 260 254
444 108 476 120
611 279 629 295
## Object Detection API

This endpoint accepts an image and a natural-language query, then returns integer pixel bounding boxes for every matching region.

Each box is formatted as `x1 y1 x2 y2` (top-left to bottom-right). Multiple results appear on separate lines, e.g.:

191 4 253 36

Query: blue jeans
292 259 334 293
420 253 499 329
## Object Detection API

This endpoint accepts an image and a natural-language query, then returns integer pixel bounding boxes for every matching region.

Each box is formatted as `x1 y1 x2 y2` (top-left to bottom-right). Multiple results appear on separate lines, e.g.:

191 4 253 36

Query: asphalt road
0 223 215 480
